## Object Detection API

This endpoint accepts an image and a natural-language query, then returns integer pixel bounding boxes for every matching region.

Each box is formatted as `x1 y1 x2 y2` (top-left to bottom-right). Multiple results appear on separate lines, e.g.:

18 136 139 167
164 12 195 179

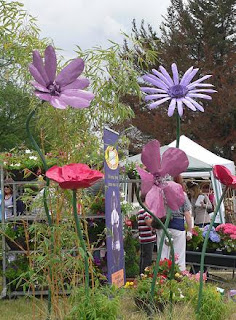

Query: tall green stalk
176 113 181 148
72 189 90 297
196 187 228 313
26 110 52 226
26 109 52 318
136 189 175 300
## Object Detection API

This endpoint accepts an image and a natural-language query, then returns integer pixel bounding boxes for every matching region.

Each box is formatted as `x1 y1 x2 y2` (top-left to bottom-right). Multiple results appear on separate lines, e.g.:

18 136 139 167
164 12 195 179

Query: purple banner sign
104 127 125 287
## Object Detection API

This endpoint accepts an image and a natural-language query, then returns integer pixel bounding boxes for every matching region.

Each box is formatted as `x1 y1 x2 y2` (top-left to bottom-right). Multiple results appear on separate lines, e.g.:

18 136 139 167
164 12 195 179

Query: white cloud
21 0 171 57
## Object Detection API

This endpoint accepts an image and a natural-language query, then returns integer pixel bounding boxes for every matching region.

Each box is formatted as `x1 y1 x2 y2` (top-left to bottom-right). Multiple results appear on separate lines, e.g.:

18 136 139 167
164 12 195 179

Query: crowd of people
137 176 216 274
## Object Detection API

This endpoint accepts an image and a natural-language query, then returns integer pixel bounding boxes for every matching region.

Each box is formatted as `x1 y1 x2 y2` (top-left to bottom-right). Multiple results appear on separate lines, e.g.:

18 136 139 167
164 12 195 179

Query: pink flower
194 272 207 282
29 45 94 109
192 229 199 236
137 140 189 218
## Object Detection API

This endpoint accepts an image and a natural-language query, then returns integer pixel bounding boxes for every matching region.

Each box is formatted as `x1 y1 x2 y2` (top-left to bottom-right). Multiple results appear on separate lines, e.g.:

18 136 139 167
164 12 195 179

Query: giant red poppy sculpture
213 165 236 188
46 163 104 189
29 45 94 109
137 140 189 218
46 163 103 298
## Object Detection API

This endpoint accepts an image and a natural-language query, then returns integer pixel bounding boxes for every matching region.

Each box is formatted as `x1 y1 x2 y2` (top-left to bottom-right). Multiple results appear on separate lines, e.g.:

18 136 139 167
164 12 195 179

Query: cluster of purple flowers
202 225 221 243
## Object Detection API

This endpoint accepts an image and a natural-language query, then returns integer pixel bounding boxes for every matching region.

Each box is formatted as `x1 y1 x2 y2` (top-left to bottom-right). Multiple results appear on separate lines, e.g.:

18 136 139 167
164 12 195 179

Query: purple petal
164 181 185 211
152 69 173 87
33 51 49 85
146 185 166 218
187 93 212 100
171 63 179 85
181 68 199 87
61 78 89 91
187 83 214 89
140 87 167 94
44 45 57 83
167 98 176 117
141 140 161 174
187 75 212 88
34 92 51 101
50 97 67 109
159 66 174 86
188 89 217 93
177 99 183 116
60 90 94 108
62 89 94 100
180 66 194 86
145 94 169 101
56 58 85 87
143 75 168 91
136 167 154 195
182 98 196 111
160 148 189 177
31 81 50 93
29 64 46 86
185 97 204 112
148 97 170 109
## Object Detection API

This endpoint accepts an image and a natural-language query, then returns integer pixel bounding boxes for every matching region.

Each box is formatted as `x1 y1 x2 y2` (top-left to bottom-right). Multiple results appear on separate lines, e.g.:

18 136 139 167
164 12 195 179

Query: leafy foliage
66 285 121 320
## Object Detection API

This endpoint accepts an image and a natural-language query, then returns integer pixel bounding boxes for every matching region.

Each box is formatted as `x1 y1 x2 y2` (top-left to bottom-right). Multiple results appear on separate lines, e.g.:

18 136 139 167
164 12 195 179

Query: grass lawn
0 270 236 319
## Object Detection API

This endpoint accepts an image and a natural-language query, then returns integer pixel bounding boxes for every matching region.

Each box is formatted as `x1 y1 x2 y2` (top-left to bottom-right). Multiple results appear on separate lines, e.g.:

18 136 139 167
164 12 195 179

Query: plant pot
6 237 27 250
206 248 216 253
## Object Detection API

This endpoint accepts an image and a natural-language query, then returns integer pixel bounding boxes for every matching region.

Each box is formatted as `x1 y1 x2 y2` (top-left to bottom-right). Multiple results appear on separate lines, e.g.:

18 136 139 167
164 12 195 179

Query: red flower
213 165 236 188
46 163 104 189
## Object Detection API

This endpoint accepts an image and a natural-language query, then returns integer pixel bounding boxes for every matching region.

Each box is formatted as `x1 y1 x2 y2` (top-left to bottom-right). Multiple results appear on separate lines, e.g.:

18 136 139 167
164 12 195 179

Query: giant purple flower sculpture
141 63 216 117
29 45 94 109
137 140 189 218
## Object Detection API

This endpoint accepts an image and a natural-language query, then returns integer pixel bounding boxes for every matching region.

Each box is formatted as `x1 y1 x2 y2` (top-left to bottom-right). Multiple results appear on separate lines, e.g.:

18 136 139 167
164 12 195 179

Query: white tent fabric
169 135 235 175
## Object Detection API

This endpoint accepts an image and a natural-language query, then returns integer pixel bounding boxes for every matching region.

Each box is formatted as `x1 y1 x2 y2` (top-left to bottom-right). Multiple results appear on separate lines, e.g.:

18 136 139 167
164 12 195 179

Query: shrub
66 285 121 320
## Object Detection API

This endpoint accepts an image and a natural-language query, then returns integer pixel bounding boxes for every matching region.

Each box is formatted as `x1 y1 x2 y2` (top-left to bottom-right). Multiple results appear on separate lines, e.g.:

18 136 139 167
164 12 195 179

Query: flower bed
187 223 236 253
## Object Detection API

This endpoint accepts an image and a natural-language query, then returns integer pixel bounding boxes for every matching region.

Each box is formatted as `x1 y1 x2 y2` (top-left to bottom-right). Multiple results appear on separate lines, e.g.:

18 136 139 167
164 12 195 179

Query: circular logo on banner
105 146 119 170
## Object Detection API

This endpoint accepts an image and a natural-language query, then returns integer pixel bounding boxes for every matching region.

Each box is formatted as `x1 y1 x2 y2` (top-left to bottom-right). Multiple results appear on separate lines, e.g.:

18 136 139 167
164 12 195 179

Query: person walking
137 196 156 275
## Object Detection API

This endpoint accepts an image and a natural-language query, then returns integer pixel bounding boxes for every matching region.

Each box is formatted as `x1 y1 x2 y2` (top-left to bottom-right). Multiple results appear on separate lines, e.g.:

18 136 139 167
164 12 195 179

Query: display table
186 250 236 277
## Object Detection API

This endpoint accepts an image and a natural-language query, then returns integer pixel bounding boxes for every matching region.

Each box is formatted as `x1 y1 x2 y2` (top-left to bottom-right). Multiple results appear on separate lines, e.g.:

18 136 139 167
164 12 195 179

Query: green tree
0 1 49 151
0 82 37 151
0 0 49 85
122 0 236 158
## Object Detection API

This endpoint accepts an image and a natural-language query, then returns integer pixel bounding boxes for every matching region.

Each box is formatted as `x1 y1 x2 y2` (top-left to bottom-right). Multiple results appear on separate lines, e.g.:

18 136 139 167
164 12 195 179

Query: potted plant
4 222 28 250
186 226 204 251
202 225 221 252
216 223 236 254
124 228 139 279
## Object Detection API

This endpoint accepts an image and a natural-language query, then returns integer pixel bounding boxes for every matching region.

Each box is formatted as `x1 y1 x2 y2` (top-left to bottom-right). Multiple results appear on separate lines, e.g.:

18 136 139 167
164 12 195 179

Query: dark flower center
47 82 61 96
168 84 188 98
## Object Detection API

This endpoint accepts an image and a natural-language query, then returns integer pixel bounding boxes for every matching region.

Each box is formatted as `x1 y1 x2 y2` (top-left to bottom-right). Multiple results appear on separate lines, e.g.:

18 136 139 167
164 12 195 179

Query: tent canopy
121 135 235 175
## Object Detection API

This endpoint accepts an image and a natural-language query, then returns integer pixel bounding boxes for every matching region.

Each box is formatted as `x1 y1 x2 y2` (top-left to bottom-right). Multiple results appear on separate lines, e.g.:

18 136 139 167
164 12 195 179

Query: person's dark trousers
139 242 154 275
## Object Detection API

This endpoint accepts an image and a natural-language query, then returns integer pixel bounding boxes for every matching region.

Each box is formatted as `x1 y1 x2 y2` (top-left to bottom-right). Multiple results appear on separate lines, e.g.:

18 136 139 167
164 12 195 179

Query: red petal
46 163 104 190
213 165 236 188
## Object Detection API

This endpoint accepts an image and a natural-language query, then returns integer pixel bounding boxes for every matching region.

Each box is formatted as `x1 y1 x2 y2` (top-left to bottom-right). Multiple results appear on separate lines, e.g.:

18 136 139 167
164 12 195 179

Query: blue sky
21 0 170 59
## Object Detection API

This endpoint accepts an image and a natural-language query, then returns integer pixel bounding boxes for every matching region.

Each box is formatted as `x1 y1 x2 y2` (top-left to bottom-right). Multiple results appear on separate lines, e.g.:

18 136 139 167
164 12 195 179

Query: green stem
176 113 181 148
26 109 53 318
72 189 90 297
26 110 52 226
196 187 228 313
136 189 175 300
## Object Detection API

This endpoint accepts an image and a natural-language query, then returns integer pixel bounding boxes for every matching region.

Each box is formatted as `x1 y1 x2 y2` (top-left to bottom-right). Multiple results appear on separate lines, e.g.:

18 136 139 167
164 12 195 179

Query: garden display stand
186 250 236 279
0 166 108 298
